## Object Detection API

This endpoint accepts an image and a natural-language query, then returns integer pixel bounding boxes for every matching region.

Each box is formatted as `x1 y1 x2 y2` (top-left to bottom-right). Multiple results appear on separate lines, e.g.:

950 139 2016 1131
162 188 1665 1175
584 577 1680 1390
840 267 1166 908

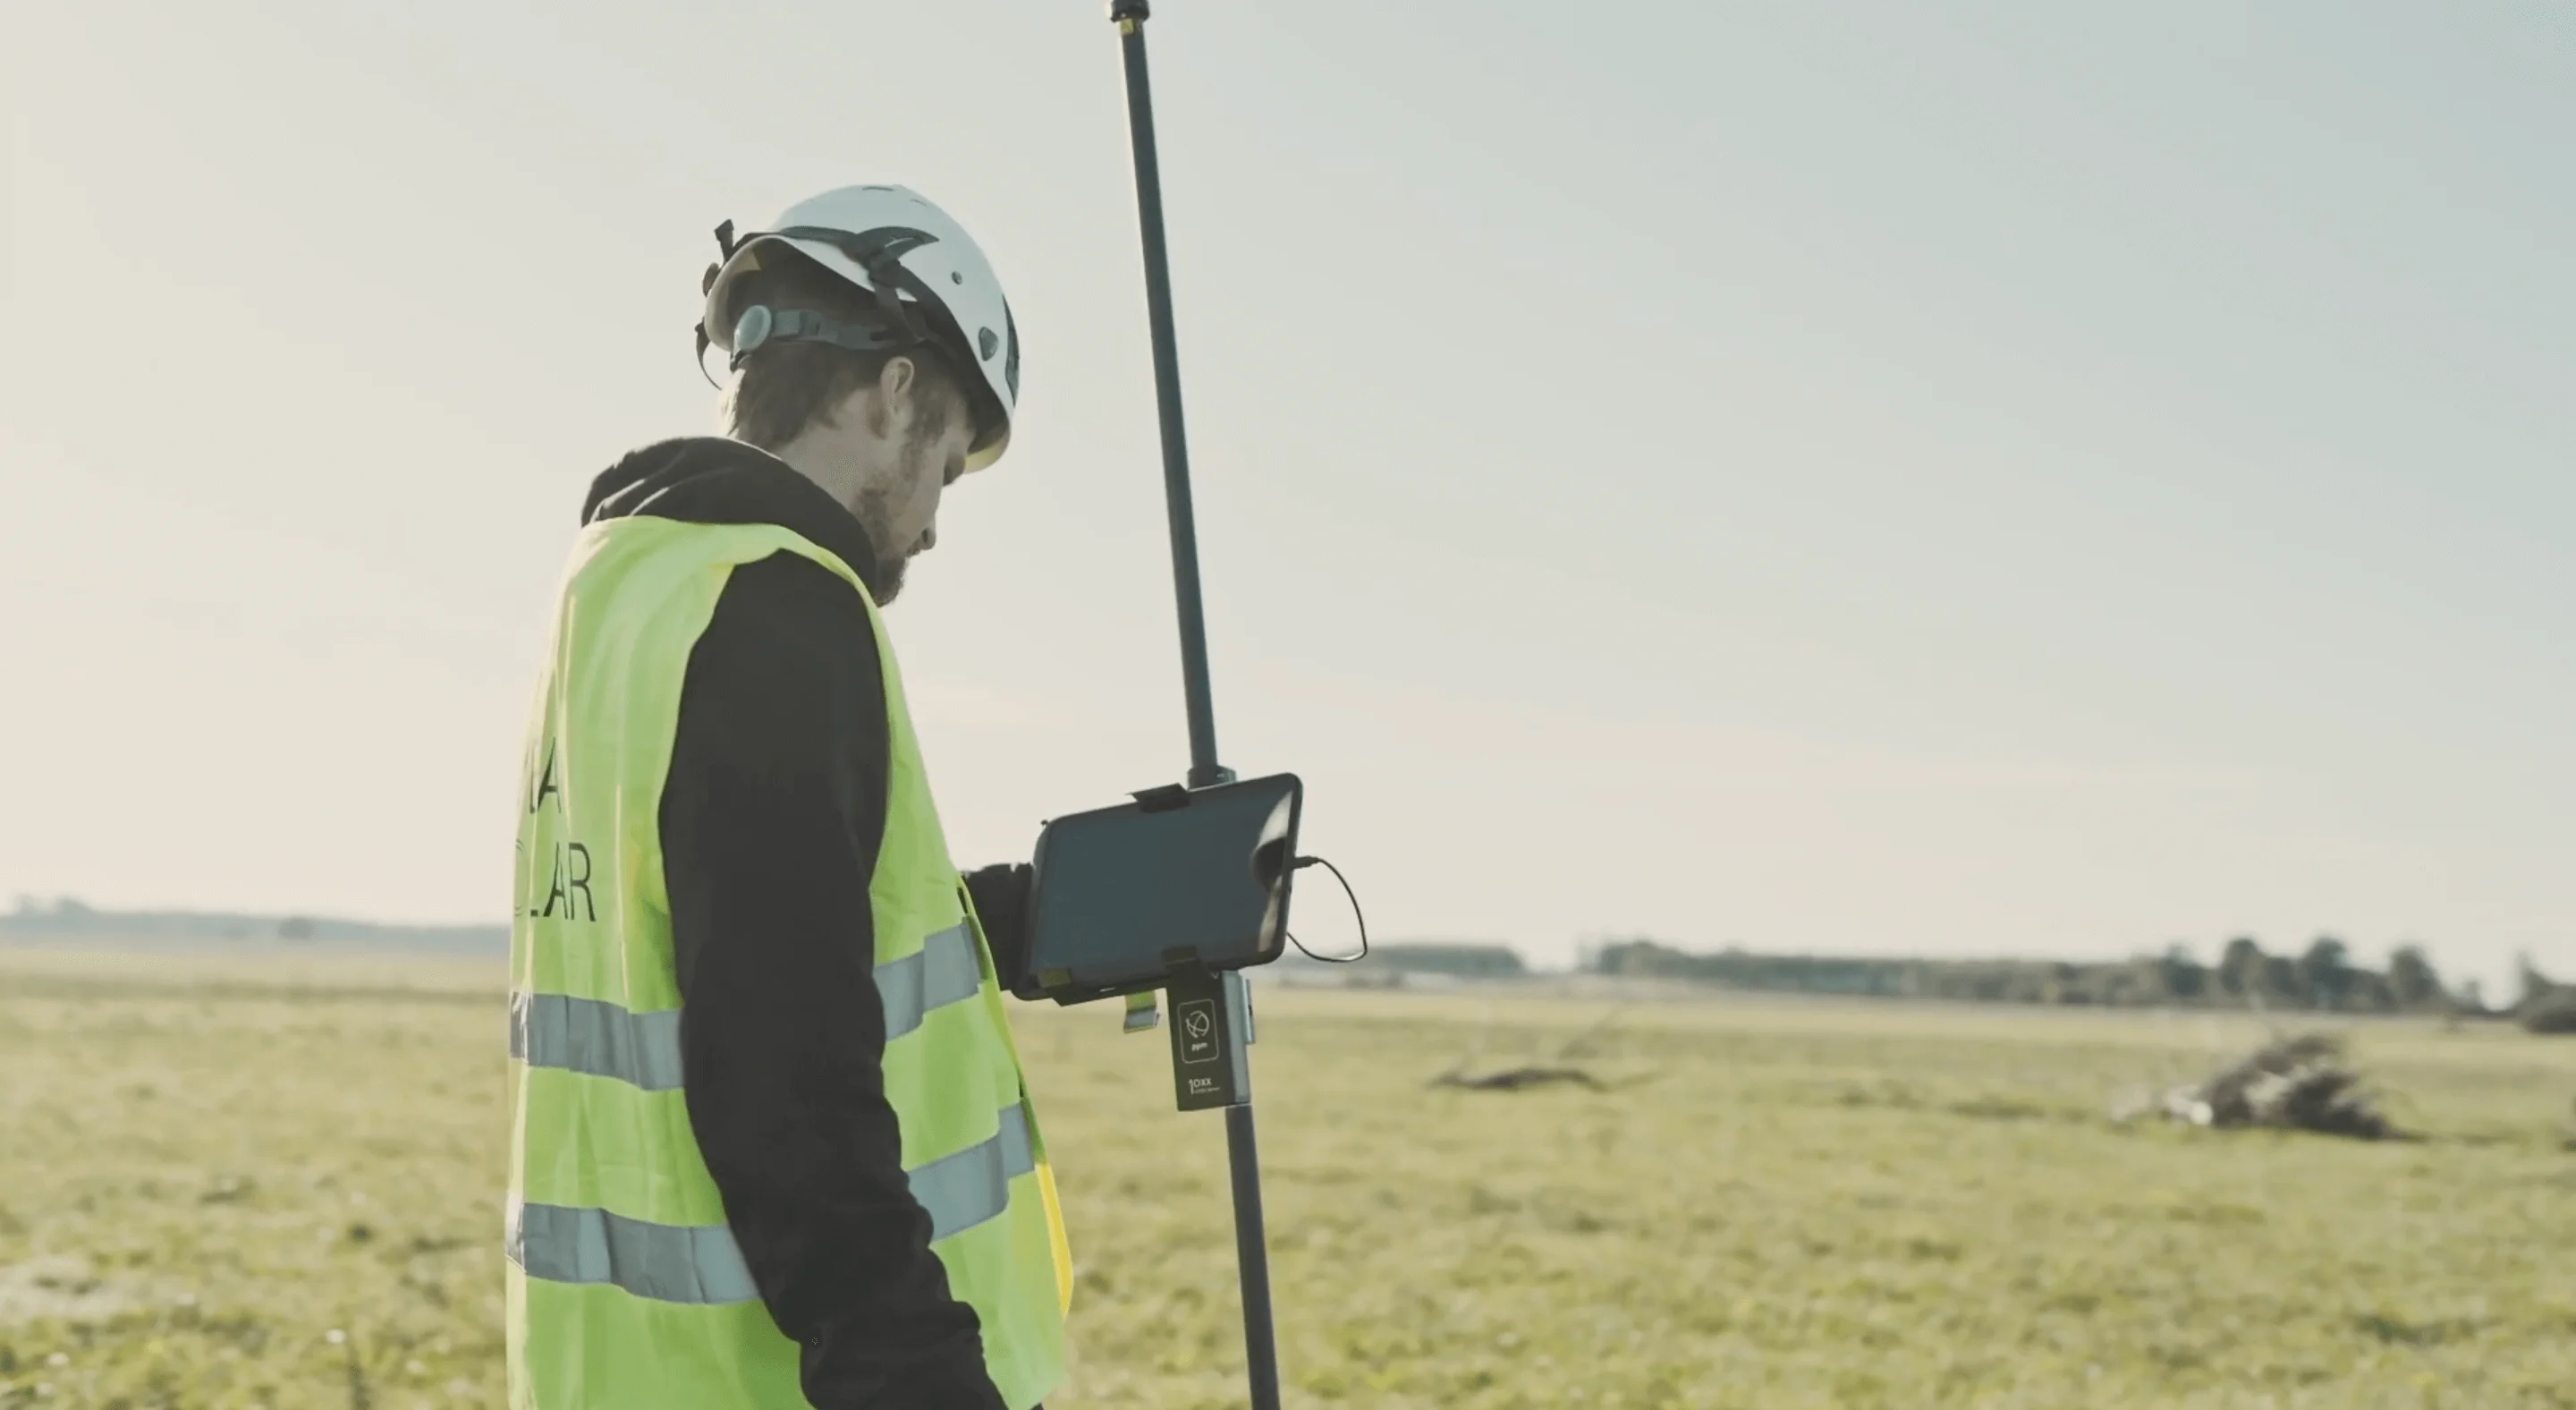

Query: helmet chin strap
693 222 938 388
692 222 741 387
763 225 939 344
725 304 911 370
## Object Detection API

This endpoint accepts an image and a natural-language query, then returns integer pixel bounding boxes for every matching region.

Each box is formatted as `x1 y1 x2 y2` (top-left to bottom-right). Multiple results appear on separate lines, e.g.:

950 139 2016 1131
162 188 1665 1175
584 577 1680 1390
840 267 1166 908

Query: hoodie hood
582 437 884 590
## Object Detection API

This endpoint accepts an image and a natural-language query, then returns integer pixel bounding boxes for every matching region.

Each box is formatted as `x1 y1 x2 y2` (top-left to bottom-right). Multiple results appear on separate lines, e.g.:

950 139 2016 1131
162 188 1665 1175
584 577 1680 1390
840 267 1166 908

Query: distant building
1265 939 1530 989
1358 942 1528 979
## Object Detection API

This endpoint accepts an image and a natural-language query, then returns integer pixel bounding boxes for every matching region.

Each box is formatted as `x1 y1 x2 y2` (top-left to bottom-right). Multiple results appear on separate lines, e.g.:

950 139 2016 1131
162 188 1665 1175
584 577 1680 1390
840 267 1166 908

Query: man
505 185 1069 1410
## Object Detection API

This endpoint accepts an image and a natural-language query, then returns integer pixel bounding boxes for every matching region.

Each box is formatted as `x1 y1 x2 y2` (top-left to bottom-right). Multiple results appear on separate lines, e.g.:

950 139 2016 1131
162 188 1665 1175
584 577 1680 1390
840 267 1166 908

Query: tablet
1013 774 1302 1004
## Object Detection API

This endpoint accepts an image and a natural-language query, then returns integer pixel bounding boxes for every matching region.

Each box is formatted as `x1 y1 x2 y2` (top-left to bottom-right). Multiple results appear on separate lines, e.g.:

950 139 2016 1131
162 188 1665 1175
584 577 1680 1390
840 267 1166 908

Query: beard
852 423 958 607
866 555 909 606
852 485 913 607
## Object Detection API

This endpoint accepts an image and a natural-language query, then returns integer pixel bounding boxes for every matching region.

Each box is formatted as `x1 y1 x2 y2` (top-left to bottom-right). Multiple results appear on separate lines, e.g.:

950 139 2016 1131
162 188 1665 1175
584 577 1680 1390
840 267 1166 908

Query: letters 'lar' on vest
504 517 1072 1410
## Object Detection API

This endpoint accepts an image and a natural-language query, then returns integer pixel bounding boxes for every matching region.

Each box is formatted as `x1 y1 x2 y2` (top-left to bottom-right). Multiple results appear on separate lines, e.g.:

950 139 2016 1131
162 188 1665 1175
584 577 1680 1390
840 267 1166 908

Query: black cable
1284 855 1368 964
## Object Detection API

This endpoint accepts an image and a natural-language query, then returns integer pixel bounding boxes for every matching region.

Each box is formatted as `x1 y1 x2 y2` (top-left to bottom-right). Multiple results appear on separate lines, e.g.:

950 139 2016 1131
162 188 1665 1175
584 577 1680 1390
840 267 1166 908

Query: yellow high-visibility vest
505 515 1070 1409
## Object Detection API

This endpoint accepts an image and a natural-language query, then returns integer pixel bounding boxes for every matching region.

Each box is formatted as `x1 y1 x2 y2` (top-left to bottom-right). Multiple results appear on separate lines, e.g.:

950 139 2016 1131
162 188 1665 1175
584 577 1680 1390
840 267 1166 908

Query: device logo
1178 1000 1219 1064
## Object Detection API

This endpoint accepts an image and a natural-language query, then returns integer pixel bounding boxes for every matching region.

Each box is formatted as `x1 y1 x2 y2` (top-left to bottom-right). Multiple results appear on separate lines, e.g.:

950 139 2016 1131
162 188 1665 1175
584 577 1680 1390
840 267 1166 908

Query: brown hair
716 244 972 453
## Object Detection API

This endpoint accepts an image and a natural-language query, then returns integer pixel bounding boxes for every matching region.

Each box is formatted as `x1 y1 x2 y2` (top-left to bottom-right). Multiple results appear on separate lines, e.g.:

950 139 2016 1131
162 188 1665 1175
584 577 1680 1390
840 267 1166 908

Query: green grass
4 950 2573 1408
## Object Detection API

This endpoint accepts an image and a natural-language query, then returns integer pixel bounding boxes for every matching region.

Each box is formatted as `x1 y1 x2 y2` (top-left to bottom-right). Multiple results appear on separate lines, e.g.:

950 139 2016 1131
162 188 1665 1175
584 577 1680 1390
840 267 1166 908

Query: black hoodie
580 437 1037 1410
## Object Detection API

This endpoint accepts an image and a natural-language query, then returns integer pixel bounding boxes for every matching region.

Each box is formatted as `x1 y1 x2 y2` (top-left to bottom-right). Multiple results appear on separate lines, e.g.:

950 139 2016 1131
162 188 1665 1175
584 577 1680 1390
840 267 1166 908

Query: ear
877 355 920 429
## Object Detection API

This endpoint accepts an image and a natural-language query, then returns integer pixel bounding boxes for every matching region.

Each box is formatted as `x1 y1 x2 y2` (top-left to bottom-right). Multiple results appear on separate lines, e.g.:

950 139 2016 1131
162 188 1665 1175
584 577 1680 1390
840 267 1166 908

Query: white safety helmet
699 185 1021 473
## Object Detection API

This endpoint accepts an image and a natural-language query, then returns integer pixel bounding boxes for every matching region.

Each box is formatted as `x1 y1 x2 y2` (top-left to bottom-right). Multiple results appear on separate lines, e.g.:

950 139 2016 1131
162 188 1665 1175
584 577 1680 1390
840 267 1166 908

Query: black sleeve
961 863 1034 989
661 552 1007 1410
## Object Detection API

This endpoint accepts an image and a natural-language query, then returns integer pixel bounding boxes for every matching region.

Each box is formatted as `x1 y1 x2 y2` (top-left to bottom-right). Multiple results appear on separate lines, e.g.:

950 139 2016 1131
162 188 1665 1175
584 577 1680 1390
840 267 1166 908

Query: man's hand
962 862 1034 987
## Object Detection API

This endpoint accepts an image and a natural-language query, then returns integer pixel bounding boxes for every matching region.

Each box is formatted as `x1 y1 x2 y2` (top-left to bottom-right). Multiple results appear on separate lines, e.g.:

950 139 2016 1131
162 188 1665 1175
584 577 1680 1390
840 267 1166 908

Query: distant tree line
2521 959 2576 1034
3 896 504 954
1589 935 2494 1015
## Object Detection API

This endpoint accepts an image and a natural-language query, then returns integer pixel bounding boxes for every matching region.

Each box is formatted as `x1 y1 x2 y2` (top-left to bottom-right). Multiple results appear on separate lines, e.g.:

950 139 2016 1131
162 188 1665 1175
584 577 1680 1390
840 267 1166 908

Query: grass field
3 948 2573 1409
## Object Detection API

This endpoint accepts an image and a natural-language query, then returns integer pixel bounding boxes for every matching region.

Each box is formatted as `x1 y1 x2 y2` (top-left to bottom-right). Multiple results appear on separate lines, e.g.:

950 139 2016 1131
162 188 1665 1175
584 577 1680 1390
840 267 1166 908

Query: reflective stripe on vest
506 1104 1036 1304
508 922 984 1090
877 922 983 1040
506 1199 758 1304
508 992 684 1091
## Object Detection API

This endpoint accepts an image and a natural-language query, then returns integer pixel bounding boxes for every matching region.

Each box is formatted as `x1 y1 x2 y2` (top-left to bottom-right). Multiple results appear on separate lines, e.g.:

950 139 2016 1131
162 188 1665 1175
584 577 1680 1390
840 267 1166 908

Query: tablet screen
1020 774 1301 1001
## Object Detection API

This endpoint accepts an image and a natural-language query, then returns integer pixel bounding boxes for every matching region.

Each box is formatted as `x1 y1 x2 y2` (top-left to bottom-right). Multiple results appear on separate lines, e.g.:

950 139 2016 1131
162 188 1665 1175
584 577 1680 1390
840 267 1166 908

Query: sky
3 2 2569 998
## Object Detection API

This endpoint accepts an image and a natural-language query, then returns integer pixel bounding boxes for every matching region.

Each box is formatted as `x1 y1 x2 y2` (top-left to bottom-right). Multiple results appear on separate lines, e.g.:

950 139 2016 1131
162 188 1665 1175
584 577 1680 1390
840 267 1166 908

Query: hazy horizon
6 905 2548 1013
6 3 2569 999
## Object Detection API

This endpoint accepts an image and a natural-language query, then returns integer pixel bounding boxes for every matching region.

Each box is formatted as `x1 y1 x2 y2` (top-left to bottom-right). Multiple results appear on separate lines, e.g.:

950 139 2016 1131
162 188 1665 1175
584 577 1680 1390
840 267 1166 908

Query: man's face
852 394 974 606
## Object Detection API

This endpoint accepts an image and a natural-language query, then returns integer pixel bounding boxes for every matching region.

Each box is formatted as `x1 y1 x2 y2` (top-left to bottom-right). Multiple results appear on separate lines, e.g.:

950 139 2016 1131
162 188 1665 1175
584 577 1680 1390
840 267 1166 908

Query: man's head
719 246 978 605
698 185 1022 606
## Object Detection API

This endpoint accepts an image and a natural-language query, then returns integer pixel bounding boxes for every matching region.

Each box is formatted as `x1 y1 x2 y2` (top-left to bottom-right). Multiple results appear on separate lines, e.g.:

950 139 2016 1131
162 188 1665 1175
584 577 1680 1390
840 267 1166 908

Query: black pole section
1108 6 1284 1409
1224 1086 1283 1409
1113 0 1224 791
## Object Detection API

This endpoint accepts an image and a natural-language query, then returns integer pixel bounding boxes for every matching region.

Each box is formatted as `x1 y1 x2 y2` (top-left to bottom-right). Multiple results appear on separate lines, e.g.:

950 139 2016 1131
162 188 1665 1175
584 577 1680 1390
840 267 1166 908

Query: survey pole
1113 0 1224 792
1107 4 1284 1408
